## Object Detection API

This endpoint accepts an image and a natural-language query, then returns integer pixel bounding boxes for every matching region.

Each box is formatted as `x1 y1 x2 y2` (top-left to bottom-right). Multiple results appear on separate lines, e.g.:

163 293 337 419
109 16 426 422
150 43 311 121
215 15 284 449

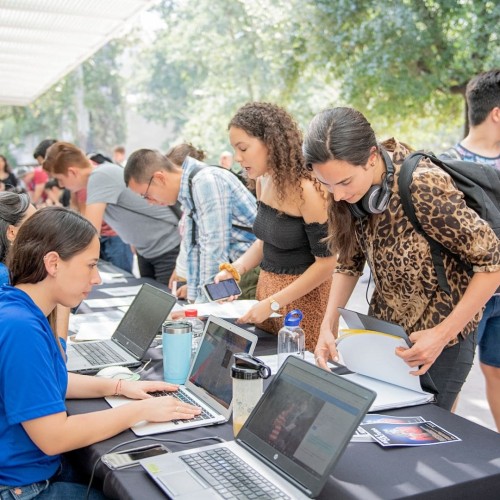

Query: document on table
69 310 125 341
98 271 128 284
100 285 142 297
187 300 281 319
83 296 136 309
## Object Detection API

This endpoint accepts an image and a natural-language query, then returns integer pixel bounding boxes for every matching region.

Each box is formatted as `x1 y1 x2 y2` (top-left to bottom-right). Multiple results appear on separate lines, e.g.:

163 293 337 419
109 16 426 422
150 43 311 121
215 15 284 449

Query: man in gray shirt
43 142 180 284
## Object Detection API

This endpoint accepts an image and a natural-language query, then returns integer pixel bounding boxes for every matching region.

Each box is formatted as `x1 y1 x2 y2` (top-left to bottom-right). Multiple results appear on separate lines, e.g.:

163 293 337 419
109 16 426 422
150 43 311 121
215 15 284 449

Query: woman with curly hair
216 102 336 351
0 154 18 191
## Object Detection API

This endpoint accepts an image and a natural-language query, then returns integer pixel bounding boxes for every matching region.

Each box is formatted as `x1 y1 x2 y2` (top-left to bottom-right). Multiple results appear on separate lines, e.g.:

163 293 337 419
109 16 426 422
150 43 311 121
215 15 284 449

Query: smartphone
101 443 170 470
203 278 242 302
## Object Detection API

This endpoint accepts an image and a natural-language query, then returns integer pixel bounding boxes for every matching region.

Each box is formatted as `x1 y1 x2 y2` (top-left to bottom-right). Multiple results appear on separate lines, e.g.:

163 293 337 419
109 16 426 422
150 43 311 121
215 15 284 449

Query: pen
171 280 177 297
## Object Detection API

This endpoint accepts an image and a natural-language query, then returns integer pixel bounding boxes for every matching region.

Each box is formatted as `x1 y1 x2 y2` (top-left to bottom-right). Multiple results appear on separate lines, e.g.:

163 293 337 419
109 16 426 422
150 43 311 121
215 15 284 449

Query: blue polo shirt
0 286 68 486
0 262 9 286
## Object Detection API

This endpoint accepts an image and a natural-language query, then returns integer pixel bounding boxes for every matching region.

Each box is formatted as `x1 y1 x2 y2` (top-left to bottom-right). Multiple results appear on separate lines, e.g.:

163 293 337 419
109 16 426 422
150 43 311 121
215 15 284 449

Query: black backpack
398 151 500 295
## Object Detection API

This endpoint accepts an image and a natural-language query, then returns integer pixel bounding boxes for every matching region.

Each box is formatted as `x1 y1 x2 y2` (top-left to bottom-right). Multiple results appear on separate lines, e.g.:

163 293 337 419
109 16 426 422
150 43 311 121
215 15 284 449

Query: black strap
398 152 453 295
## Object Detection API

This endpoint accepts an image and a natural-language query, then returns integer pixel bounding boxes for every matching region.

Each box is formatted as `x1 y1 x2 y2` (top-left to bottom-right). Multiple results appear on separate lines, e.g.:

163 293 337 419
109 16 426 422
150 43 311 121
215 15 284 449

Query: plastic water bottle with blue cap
277 309 305 369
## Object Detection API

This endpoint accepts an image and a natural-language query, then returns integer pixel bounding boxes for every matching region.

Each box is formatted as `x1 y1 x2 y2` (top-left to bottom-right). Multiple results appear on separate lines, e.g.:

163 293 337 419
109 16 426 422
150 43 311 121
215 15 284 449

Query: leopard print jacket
336 139 500 346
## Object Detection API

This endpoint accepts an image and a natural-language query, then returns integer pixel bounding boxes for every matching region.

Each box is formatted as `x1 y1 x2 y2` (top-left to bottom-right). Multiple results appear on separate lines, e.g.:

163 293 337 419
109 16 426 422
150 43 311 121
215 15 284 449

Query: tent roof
0 0 155 106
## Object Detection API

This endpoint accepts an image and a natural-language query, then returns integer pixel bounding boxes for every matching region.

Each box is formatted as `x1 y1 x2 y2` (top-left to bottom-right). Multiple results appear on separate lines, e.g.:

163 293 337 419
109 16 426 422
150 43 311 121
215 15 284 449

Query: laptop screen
188 320 253 409
112 284 176 358
238 357 375 496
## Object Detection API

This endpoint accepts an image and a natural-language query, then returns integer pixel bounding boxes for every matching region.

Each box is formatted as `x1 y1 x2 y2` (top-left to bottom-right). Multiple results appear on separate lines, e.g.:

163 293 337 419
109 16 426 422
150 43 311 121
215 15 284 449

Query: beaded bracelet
219 262 241 282
114 379 123 396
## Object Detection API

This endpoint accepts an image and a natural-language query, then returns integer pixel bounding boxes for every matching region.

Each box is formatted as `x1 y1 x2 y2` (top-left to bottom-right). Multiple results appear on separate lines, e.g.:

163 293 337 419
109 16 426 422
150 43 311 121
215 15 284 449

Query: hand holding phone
203 278 242 302
101 443 170 470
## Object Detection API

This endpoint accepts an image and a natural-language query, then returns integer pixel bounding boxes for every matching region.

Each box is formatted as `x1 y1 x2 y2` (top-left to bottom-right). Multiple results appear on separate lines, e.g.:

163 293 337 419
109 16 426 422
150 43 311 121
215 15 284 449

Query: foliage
136 0 499 154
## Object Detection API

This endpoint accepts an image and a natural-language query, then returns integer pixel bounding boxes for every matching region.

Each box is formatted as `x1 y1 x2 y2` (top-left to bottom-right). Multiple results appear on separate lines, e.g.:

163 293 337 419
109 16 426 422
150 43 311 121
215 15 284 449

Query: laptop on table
105 315 258 436
141 356 376 499
66 283 176 374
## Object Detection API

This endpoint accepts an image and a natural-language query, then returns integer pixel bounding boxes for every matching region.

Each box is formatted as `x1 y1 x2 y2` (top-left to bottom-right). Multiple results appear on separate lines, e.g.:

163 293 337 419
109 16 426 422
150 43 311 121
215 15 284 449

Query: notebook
141 356 376 499
337 307 437 410
66 284 176 374
105 315 257 436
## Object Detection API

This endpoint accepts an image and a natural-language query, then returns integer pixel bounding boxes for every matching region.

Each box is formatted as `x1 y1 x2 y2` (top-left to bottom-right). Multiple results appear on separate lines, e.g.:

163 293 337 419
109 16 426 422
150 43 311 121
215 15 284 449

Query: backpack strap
398 152 452 295
440 146 461 161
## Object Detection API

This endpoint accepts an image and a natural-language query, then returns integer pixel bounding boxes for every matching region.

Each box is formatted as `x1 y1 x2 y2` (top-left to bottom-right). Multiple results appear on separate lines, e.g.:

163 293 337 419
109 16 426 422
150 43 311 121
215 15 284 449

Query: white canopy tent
0 0 156 106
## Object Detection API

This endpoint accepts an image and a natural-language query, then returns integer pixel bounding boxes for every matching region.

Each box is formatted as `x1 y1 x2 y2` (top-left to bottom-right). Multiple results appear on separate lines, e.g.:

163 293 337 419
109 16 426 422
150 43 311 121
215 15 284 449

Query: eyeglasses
141 175 154 200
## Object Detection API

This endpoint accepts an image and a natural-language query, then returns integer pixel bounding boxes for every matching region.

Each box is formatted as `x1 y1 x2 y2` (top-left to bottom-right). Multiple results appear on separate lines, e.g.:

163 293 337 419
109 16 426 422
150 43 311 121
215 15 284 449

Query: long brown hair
7 207 98 350
303 107 378 261
229 102 317 203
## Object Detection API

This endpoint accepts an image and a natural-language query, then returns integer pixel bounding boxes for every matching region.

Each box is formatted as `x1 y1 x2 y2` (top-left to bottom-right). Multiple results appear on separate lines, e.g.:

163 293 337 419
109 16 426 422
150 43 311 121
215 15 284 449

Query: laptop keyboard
72 342 126 366
152 390 215 424
180 448 291 499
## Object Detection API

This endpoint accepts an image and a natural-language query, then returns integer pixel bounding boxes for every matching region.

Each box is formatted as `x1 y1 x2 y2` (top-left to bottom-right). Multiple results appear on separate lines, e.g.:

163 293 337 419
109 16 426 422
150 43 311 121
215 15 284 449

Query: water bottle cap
231 353 271 379
185 309 198 317
284 309 303 327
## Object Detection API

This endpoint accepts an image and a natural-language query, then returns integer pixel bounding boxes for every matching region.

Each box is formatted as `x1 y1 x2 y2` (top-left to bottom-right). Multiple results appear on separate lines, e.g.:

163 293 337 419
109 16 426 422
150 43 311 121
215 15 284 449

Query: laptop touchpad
158 470 210 497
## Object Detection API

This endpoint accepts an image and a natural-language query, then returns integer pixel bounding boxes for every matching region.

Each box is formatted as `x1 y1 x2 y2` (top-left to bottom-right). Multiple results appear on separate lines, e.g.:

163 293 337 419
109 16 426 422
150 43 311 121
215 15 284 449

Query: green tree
302 0 500 140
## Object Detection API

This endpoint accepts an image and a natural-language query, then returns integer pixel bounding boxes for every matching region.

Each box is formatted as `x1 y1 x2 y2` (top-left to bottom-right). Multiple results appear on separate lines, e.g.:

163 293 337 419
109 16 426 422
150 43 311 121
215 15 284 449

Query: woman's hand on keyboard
118 380 179 400
139 395 201 423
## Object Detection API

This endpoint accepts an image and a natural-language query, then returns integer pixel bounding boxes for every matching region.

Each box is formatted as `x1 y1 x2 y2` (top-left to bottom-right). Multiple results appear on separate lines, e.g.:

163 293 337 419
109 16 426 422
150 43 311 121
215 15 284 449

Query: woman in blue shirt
0 207 200 498
0 191 36 286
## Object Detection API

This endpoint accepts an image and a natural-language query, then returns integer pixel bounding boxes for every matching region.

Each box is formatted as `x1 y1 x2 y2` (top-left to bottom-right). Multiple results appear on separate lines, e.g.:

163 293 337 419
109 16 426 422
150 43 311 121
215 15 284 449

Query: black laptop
66 283 176 373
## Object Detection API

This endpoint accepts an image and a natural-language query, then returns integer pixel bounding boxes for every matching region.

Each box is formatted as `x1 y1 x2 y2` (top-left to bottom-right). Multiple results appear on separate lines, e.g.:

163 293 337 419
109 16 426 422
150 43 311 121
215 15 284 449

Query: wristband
114 379 123 396
219 262 241 282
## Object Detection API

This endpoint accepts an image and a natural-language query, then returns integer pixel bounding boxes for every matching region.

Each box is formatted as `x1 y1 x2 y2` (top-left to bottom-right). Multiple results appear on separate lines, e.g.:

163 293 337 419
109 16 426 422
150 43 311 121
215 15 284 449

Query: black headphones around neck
348 147 395 219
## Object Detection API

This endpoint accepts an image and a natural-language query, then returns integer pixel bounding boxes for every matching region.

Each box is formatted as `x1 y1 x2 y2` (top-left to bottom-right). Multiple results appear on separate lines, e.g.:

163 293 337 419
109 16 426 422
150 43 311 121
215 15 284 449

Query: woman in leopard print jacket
303 107 500 410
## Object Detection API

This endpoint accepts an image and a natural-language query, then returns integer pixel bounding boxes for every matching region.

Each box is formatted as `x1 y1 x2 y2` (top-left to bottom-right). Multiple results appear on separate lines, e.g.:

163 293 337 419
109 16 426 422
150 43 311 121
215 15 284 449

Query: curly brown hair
229 102 317 203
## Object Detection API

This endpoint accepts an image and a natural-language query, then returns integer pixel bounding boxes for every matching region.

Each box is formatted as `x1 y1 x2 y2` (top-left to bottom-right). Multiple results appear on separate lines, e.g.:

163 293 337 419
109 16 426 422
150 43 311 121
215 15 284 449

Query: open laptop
141 356 376 499
105 315 257 436
66 284 176 374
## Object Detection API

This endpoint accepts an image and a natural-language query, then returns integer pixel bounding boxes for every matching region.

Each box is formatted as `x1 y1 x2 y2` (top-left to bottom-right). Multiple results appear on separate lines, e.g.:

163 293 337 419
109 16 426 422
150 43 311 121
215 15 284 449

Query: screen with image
246 364 369 477
189 322 252 408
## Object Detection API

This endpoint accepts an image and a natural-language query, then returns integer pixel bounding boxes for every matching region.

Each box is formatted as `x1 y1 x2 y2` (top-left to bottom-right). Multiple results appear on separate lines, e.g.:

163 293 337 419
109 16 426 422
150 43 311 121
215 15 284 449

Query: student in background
14 165 49 206
216 102 336 352
43 142 180 284
0 207 199 496
112 145 127 166
165 142 206 299
445 68 500 429
0 192 36 286
124 148 257 302
0 154 18 191
304 106 500 410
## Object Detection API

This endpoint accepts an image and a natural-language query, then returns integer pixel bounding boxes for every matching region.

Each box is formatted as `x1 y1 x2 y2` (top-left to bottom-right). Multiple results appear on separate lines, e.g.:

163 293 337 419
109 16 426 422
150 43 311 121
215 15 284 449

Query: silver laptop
106 315 257 436
141 356 376 499
67 284 176 374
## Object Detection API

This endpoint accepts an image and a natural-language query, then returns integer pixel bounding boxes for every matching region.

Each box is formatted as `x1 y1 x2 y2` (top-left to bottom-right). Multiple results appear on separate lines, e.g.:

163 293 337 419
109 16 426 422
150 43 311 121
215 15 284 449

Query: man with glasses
43 142 180 284
124 150 257 302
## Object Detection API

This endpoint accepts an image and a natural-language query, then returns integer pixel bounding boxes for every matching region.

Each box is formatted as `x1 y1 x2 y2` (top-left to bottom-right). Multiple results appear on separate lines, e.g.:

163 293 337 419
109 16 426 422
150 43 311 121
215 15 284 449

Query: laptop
66 284 176 374
141 356 376 499
106 315 257 436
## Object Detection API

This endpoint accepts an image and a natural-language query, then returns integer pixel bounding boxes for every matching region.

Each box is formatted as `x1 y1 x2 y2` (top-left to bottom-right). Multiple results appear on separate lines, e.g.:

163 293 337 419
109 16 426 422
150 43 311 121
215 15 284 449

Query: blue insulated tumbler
162 321 193 384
